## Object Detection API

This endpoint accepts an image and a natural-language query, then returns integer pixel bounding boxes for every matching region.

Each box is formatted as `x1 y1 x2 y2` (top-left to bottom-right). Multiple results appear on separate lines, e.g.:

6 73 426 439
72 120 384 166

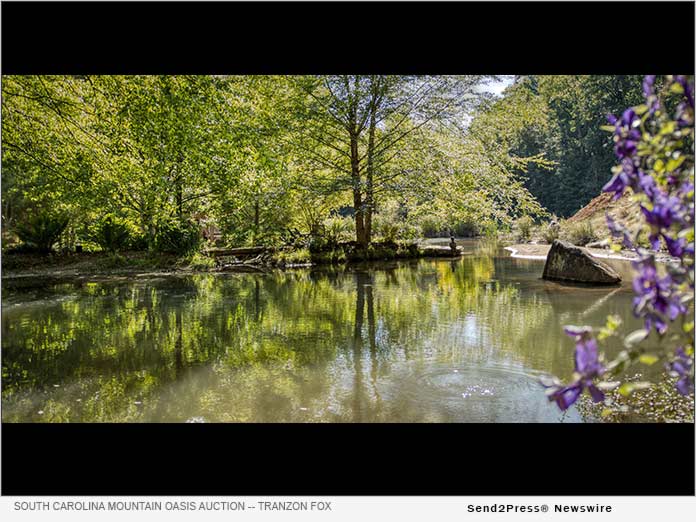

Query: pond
1 240 644 423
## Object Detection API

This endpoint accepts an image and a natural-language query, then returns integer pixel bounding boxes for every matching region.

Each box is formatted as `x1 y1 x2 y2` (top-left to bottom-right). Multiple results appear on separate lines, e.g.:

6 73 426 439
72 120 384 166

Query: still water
2 240 643 423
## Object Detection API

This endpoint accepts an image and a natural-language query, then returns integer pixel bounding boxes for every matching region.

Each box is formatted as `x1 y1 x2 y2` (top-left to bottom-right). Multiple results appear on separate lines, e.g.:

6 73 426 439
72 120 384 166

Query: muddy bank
1 242 465 280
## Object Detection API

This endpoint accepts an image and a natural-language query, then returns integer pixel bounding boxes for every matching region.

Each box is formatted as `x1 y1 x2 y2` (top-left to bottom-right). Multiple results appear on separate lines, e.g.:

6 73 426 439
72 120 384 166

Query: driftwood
218 263 268 273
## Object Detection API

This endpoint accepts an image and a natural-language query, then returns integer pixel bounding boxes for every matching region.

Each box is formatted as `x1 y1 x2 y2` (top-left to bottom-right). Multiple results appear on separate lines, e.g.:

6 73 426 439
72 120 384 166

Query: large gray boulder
542 240 621 285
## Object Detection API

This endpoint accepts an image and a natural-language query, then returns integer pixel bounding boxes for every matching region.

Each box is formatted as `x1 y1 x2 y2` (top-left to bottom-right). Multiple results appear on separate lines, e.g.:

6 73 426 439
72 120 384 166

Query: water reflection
2 241 646 422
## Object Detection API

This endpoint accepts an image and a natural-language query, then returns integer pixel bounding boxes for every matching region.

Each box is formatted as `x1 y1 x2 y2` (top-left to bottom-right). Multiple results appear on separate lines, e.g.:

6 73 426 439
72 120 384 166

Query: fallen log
204 246 267 257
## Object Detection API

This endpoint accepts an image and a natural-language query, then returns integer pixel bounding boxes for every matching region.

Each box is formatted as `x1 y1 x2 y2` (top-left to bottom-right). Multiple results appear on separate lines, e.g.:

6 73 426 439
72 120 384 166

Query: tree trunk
253 197 260 243
141 209 156 250
350 131 367 247
364 96 378 245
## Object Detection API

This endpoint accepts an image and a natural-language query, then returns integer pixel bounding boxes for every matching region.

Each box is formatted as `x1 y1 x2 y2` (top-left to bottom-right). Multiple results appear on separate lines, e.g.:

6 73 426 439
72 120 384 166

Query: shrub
14 213 69 253
540 220 561 244
154 219 201 254
515 216 535 242
276 247 313 265
92 215 131 252
373 205 419 243
377 221 400 243
419 216 444 237
323 215 354 246
307 235 327 253
453 220 481 237
185 252 216 270
565 221 596 246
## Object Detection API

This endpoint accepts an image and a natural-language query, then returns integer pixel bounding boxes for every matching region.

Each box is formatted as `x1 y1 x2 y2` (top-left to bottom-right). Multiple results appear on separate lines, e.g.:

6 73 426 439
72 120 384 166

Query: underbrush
563 221 597 246
274 248 313 266
179 252 216 270
273 241 424 266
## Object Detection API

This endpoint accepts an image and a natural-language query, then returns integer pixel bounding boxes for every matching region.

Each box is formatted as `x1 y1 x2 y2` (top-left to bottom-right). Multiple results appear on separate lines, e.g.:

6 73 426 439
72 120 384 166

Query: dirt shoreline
0 245 460 280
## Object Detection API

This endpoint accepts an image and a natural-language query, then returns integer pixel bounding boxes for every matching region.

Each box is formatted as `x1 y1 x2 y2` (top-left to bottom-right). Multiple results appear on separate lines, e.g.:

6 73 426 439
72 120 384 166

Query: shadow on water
2 240 647 422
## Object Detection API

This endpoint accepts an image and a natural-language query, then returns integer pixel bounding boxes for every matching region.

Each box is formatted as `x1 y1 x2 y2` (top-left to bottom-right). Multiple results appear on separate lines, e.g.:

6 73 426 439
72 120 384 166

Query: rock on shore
542 240 622 285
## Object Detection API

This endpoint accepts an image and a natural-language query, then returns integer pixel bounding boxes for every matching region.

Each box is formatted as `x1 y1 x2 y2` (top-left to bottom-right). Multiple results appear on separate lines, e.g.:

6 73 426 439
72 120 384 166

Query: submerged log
542 240 621 285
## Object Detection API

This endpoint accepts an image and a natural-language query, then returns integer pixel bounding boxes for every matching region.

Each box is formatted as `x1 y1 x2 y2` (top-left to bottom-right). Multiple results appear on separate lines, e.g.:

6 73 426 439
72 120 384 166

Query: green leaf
665 155 686 172
618 383 634 397
660 121 677 136
639 354 659 365
634 104 649 115
670 82 685 95
653 159 665 174
600 125 616 132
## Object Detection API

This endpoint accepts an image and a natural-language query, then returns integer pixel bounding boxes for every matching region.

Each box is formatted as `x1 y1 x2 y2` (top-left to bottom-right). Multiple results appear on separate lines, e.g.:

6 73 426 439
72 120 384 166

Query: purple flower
572 334 604 376
620 108 640 128
676 75 694 109
602 171 631 199
603 159 640 199
632 255 687 334
643 75 656 98
667 347 694 396
545 328 606 410
637 170 658 198
610 108 643 160
605 213 634 249
547 383 583 410
639 192 684 247
663 234 688 257
643 75 661 114
615 136 639 159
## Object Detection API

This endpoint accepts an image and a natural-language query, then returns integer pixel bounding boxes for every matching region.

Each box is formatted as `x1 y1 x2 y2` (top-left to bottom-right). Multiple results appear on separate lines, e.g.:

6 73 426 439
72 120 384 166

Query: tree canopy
2 74 645 253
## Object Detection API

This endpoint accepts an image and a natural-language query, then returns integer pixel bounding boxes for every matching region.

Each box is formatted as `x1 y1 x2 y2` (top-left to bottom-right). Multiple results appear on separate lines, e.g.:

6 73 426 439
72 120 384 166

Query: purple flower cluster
602 75 694 343
606 109 642 165
632 253 687 334
546 75 694 411
667 347 694 396
643 75 660 115
544 327 606 410
639 192 688 253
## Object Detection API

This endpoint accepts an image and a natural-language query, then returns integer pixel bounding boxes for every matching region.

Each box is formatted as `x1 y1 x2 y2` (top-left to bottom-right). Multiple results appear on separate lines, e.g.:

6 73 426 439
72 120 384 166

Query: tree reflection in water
2 241 644 422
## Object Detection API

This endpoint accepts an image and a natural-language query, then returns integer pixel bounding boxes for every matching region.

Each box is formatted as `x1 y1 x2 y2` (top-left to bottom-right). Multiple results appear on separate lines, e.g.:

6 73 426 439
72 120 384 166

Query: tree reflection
2 249 645 422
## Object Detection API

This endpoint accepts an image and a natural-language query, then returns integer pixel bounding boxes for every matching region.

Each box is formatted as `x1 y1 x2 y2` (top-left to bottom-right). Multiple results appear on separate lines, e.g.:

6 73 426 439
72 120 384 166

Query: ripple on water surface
398 364 581 423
